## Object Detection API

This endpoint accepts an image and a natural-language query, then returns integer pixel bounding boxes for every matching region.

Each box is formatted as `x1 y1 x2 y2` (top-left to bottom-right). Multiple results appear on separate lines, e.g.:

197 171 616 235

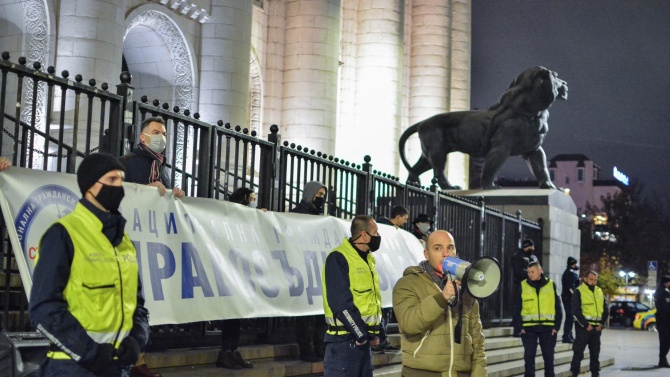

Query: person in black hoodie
291 180 328 362
561 256 580 344
514 261 562 377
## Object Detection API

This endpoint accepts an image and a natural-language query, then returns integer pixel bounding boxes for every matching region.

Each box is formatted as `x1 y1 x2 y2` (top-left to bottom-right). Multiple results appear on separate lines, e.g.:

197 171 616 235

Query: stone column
406 0 470 188
263 0 286 135
53 0 126 162
199 0 252 126
281 0 341 155
55 0 125 89
348 0 403 174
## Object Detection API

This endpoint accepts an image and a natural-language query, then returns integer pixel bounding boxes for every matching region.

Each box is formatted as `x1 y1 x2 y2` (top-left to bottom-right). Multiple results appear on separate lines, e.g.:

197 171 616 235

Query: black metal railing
0 52 542 339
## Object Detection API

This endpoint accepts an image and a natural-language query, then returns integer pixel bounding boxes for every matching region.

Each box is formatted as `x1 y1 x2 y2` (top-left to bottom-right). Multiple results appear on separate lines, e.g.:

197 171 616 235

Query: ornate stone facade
0 0 472 186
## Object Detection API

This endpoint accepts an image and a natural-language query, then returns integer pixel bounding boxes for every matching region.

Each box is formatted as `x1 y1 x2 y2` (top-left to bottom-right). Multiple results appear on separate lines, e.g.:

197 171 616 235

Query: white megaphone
441 256 501 299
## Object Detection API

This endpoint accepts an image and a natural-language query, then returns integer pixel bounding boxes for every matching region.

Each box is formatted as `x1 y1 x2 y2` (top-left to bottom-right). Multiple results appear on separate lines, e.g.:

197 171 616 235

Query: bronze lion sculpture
399 66 568 190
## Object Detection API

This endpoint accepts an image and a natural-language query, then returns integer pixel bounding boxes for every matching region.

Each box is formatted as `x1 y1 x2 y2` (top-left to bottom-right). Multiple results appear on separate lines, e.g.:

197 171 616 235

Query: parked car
609 301 651 327
633 308 657 331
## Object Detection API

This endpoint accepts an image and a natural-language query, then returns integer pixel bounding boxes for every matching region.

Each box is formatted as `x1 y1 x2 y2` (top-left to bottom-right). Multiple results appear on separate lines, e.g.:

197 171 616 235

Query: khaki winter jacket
392 265 487 377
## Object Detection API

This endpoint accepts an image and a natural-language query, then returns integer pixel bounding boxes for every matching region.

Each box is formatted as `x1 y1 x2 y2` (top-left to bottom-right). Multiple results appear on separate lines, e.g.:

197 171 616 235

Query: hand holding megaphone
441 256 501 299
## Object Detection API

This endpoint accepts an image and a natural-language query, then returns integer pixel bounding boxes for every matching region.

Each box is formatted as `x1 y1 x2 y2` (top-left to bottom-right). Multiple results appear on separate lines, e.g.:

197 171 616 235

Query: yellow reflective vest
521 278 556 326
322 238 382 336
577 283 604 326
42 203 139 359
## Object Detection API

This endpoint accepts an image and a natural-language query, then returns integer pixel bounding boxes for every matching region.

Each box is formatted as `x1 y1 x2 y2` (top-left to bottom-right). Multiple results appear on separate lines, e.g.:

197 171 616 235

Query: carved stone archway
124 9 196 187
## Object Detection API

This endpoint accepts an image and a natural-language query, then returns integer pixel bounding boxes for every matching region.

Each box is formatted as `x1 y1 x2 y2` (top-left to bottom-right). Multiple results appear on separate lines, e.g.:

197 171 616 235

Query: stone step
149 328 512 370
373 352 615 377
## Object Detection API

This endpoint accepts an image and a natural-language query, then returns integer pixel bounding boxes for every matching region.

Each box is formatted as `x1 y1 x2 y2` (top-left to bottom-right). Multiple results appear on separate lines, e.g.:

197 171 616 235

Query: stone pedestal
453 188 580 293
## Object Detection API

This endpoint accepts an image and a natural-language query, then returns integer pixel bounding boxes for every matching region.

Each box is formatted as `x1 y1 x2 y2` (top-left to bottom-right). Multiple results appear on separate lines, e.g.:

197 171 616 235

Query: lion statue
399 66 568 190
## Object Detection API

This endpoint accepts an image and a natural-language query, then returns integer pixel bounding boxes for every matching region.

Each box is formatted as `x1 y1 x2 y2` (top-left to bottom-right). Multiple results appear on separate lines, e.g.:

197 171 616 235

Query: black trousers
295 314 327 355
570 326 601 375
512 283 522 335
323 340 373 377
561 295 574 341
521 327 556 377
660 326 670 360
221 318 241 351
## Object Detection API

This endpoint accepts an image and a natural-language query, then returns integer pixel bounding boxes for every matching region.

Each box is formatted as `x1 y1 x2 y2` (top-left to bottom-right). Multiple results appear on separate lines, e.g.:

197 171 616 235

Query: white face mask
417 223 431 234
248 201 258 209
142 133 167 153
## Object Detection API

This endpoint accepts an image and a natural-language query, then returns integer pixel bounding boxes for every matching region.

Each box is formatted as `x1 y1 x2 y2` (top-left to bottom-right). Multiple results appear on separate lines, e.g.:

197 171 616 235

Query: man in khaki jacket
392 230 487 377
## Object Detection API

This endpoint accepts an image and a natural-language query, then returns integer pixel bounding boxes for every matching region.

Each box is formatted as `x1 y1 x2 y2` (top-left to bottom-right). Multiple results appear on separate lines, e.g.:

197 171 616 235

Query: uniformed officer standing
570 271 609 377
514 261 562 377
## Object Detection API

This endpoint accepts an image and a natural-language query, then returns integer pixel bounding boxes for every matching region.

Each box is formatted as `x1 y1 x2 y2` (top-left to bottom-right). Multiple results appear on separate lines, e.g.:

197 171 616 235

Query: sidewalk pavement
596 325 666 376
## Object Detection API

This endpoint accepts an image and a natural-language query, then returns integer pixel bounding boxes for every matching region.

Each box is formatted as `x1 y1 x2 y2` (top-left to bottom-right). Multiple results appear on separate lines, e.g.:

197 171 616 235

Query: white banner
0 168 424 325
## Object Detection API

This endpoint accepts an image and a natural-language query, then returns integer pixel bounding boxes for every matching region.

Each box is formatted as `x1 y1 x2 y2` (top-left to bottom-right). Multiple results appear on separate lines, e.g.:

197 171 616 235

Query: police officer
322 215 382 377
655 275 670 368
570 271 609 377
29 153 149 377
511 238 539 336
561 256 580 343
514 261 562 377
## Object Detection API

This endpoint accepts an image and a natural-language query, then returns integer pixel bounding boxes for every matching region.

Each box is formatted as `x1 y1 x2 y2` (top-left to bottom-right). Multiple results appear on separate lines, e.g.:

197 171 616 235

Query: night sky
471 0 670 199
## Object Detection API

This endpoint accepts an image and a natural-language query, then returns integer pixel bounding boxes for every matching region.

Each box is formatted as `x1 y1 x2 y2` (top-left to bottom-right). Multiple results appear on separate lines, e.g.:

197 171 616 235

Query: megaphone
441 256 501 299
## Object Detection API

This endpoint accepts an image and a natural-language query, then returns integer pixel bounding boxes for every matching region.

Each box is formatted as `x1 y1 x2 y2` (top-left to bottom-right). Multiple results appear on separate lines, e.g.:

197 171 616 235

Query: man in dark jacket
322 216 382 377
655 275 670 368
29 153 149 377
291 180 327 362
121 117 179 377
120 116 184 199
511 238 539 336
561 256 580 343
375 205 408 229
570 271 609 377
514 261 562 377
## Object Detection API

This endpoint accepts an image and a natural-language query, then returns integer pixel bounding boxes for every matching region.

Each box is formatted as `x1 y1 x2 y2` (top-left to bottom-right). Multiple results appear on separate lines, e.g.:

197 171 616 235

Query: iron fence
0 52 542 340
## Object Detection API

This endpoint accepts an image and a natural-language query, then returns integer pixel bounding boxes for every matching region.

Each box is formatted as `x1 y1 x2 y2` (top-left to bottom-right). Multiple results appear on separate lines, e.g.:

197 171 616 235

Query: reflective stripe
325 314 382 326
522 314 556 321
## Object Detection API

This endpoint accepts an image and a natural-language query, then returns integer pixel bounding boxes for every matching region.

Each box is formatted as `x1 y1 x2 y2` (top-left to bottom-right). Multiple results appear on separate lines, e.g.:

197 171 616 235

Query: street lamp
619 270 636 291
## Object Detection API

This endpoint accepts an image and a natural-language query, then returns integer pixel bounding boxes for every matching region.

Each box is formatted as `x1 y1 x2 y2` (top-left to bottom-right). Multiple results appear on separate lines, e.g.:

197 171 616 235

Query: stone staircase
151 326 614 376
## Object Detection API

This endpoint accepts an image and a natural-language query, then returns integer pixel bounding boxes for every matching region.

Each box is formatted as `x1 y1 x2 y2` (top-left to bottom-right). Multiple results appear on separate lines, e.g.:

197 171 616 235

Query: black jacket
513 275 563 332
29 199 149 363
561 267 580 298
511 250 539 285
655 285 670 329
120 146 172 187
571 285 609 328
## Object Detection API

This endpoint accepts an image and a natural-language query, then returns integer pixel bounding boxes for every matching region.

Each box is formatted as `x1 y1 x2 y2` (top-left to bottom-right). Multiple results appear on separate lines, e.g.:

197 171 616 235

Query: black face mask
571 265 579 271
95 183 125 212
367 235 382 252
313 196 325 209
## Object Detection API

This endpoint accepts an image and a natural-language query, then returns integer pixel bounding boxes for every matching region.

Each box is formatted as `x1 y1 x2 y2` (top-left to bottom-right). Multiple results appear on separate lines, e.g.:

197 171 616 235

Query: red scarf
137 142 164 183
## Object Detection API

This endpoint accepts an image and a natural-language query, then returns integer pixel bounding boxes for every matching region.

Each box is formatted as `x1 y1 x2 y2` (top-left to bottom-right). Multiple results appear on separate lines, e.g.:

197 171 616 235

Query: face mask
248 201 258 209
417 223 431 234
368 234 382 252
143 133 167 153
313 196 325 209
571 265 579 271
95 183 125 212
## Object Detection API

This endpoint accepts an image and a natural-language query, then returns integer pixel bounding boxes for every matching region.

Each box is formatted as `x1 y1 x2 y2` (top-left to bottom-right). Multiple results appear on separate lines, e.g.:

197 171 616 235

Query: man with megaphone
392 230 489 377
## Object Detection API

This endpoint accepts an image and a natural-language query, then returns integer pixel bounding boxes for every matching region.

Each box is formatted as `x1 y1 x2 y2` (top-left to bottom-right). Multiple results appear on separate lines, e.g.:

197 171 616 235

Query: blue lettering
146 242 176 301
181 243 214 299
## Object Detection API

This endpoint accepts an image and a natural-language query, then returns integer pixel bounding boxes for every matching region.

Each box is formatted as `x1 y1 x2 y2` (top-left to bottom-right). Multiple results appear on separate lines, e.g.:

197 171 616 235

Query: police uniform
322 238 382 377
29 153 149 377
515 275 562 377
570 283 609 377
